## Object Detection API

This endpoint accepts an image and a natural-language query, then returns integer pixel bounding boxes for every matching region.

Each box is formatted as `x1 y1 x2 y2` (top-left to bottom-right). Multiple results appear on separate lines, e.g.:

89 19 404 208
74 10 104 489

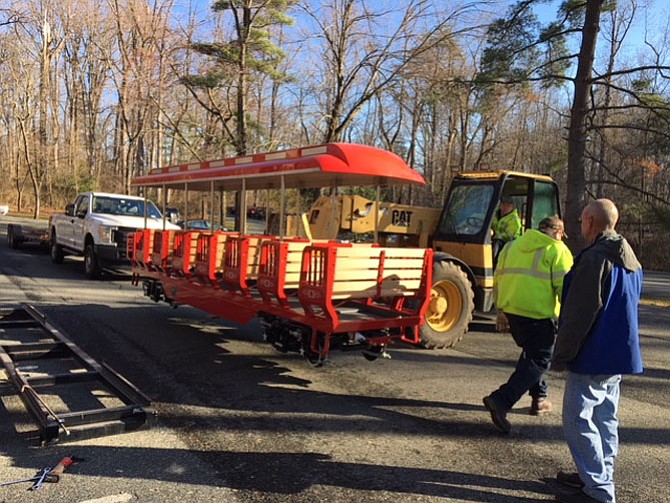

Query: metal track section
0 304 156 445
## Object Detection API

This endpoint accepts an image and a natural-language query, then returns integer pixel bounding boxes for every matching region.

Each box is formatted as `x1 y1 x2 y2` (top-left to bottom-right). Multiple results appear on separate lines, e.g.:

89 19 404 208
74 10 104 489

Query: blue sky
177 0 669 71
532 0 668 51
182 0 668 45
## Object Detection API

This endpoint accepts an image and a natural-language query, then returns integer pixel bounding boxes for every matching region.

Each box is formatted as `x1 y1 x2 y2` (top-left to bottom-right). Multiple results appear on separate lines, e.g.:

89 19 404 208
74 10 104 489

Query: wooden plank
331 247 383 259
332 287 421 299
331 278 422 296
380 248 427 259
244 236 265 278
376 257 426 269
332 277 422 290
333 267 425 280
334 269 381 281
213 233 232 270
284 260 304 273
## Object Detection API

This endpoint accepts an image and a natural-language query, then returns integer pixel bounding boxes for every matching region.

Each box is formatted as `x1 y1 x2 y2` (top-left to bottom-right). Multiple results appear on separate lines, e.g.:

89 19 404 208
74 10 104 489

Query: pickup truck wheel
50 232 64 263
84 244 102 279
420 261 474 349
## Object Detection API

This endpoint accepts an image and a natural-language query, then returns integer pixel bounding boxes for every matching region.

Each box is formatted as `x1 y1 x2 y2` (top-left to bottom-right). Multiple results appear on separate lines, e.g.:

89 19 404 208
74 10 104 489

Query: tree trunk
235 6 251 156
565 0 604 250
30 168 41 219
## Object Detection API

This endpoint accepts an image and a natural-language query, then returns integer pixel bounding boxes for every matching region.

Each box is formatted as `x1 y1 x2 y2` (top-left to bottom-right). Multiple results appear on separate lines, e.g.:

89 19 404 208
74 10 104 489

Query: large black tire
50 231 64 263
420 261 475 349
84 243 102 279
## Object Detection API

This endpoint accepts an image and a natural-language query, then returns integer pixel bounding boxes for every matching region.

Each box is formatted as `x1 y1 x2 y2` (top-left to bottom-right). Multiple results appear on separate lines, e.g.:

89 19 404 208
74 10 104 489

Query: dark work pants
491 313 557 411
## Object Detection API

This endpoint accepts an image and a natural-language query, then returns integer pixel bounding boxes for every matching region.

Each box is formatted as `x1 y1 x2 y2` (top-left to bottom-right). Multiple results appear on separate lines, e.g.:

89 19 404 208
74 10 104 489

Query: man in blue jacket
552 199 643 503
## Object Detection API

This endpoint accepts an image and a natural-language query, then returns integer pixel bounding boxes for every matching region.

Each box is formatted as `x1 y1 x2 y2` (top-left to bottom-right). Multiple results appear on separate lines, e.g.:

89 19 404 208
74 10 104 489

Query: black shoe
556 470 584 489
555 486 602 503
483 395 511 434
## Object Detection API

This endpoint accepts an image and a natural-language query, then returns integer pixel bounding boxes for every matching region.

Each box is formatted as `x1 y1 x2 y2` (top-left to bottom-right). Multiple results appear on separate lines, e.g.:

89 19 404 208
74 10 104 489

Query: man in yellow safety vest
492 197 522 243
483 215 574 434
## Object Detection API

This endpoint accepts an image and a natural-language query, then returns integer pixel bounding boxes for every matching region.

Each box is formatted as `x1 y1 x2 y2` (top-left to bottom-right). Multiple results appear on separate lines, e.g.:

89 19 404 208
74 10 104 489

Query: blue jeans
490 314 556 410
563 372 621 503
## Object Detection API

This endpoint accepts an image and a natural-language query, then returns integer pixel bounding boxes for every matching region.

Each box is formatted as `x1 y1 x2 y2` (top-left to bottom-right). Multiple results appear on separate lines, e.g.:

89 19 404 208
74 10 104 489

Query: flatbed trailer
0 305 156 445
129 143 434 364
6 221 49 250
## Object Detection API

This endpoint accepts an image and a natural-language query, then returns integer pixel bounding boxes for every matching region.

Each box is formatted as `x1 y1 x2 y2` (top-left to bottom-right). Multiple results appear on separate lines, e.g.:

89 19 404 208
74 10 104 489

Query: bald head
581 198 619 242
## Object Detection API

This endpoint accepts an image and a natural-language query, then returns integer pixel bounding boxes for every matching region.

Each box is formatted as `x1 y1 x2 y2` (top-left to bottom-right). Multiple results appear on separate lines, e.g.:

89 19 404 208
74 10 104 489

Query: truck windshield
438 184 494 236
91 196 162 218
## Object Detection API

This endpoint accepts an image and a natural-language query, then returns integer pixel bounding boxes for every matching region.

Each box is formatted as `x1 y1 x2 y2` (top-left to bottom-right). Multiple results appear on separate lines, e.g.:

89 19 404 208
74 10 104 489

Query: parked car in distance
226 207 266 220
177 219 226 231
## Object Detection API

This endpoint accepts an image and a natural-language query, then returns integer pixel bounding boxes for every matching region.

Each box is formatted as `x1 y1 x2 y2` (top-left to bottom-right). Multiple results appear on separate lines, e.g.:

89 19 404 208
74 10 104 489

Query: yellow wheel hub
426 280 462 332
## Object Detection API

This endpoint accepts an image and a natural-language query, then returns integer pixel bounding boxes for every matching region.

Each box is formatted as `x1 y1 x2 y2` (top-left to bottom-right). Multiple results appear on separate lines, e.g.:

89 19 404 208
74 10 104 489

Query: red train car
128 143 432 365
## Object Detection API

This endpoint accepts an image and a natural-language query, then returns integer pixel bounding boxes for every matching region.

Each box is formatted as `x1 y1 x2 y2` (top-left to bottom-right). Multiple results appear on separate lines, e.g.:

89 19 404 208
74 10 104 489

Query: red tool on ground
0 455 83 491
48 456 77 476
30 455 82 491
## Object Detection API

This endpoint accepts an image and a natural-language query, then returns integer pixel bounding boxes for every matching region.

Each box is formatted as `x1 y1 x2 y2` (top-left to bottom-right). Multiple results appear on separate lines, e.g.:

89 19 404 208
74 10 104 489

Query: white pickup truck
49 192 179 279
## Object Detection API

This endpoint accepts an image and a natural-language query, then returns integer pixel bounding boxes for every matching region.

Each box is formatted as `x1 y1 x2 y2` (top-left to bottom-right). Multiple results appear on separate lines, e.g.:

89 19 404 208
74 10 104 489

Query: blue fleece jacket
553 231 643 375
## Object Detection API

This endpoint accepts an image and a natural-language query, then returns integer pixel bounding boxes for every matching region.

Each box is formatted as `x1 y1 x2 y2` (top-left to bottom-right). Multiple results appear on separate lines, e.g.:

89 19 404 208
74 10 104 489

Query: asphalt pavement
0 215 668 503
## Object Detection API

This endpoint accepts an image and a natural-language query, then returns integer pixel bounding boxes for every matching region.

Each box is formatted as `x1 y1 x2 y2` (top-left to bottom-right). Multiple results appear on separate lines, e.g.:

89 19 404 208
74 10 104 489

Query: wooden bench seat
171 231 200 276
330 246 426 299
258 238 312 307
222 235 273 296
299 243 432 325
150 230 175 271
193 231 239 283
134 229 155 269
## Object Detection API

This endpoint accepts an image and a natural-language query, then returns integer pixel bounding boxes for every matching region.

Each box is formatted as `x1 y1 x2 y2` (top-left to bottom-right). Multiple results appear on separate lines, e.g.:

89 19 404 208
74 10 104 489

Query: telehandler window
530 181 561 228
439 184 494 236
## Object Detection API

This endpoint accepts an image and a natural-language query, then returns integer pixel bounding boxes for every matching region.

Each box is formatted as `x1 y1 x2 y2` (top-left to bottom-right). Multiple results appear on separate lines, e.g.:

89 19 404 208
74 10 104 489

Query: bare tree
107 0 176 192
3 1 66 218
300 0 477 143
61 1 114 191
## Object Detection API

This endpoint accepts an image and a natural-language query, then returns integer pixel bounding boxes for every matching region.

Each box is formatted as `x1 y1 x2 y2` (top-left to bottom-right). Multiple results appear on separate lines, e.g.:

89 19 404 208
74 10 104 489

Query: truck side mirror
65 203 75 217
166 208 179 224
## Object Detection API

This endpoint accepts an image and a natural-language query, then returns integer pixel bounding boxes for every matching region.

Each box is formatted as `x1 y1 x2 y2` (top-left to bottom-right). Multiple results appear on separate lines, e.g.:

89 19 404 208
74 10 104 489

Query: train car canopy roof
131 143 426 191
